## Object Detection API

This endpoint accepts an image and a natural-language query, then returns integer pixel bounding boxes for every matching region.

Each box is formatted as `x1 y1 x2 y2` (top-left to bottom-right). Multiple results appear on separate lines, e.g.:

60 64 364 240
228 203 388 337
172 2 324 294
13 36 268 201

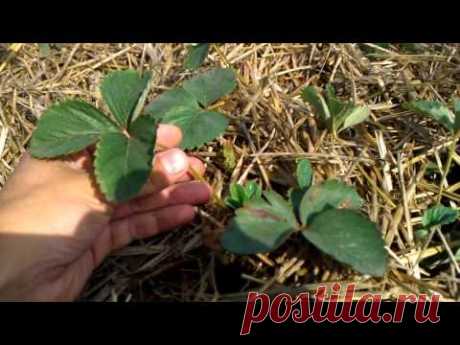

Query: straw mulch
0 43 459 301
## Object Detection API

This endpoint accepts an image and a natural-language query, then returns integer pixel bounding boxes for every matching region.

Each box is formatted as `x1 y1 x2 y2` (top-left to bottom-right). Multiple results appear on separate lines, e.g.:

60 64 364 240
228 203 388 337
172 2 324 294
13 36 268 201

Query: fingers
155 124 182 150
114 181 211 219
139 149 206 196
108 204 197 254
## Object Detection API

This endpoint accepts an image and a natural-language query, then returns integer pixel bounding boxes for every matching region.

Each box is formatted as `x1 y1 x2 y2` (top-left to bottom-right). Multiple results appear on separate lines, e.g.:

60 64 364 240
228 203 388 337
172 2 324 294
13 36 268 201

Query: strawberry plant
302 84 370 137
220 159 388 277
29 67 237 203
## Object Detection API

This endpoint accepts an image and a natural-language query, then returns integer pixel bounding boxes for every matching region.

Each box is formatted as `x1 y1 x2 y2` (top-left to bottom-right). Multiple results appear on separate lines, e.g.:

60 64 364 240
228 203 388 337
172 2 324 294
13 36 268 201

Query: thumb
141 148 190 195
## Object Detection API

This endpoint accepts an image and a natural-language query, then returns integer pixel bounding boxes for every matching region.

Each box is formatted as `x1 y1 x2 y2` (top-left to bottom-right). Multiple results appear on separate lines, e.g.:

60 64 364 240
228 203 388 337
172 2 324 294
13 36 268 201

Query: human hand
0 124 211 301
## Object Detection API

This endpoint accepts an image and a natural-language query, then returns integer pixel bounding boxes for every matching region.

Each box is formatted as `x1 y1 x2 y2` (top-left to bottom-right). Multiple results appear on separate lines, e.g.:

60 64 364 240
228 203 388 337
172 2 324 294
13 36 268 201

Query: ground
0 43 459 301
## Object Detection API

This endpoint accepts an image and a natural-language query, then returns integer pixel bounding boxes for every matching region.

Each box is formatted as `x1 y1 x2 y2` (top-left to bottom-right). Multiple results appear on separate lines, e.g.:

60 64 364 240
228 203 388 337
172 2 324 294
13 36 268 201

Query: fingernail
161 149 188 175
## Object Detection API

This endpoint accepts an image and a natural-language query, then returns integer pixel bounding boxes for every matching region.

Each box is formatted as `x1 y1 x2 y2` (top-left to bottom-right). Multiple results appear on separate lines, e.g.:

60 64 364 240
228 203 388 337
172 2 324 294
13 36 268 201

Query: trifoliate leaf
94 127 155 203
296 159 313 189
220 193 298 254
302 208 387 277
100 70 151 128
301 86 331 129
422 205 458 228
145 87 200 119
160 109 229 149
29 100 118 158
184 43 210 70
300 179 363 225
183 68 236 107
404 100 455 132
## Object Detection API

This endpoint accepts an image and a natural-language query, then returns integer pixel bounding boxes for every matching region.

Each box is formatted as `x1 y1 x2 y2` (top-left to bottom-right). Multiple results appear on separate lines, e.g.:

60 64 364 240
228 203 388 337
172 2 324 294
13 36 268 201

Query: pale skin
0 124 211 301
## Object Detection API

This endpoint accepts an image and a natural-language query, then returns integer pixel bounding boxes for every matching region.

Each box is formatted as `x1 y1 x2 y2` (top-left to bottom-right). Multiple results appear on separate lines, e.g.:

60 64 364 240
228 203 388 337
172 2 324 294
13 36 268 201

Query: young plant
29 67 237 204
30 70 156 203
301 84 370 137
184 43 210 70
404 98 460 202
416 204 458 243
422 205 458 229
403 98 460 134
225 181 262 209
220 159 388 277
145 68 237 149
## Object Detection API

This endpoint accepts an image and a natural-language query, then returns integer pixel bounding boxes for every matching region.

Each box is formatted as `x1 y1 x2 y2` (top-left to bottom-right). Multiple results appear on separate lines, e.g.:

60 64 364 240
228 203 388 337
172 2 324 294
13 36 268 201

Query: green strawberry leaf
422 205 458 228
245 181 262 200
229 183 248 206
300 179 363 225
325 84 348 117
100 70 151 128
296 159 313 189
182 68 237 107
94 115 157 203
404 100 455 132
301 86 331 129
184 43 210 70
145 87 200 119
160 109 229 149
29 100 118 158
302 208 387 277
146 69 235 149
220 192 298 254
262 190 298 227
337 105 370 133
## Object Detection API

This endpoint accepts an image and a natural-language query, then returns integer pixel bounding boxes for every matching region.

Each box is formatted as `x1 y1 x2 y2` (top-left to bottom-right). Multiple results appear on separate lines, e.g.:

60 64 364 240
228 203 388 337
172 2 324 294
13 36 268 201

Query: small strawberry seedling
422 204 458 229
225 181 262 209
302 84 370 137
405 98 460 203
220 159 388 277
29 67 237 203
